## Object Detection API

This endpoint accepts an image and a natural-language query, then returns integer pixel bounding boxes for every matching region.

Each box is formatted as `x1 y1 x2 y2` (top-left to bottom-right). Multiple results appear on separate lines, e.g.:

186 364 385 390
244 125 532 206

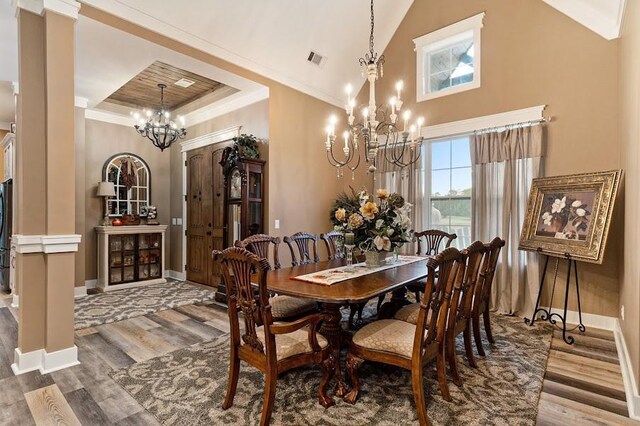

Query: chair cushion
394 303 421 325
256 325 328 360
352 319 416 358
270 295 317 319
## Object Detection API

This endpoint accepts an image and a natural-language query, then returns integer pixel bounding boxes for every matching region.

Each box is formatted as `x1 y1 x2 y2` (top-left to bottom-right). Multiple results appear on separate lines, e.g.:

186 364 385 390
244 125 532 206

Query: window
423 136 472 249
414 12 484 101
103 153 151 217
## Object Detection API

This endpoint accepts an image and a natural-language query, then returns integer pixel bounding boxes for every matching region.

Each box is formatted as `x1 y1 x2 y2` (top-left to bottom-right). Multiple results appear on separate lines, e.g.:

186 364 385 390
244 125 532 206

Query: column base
11 345 80 375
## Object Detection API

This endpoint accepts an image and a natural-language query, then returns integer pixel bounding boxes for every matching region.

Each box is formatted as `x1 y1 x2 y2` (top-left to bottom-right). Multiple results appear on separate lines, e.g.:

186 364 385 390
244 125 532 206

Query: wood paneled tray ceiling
106 61 227 110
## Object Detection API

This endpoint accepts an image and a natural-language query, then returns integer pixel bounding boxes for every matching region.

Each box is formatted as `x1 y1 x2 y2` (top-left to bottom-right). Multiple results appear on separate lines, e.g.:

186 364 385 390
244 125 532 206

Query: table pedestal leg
320 303 348 397
378 287 411 319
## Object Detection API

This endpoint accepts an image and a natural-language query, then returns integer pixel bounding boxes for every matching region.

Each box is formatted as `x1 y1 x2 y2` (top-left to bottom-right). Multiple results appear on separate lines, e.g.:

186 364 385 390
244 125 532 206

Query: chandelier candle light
132 83 187 151
325 0 425 178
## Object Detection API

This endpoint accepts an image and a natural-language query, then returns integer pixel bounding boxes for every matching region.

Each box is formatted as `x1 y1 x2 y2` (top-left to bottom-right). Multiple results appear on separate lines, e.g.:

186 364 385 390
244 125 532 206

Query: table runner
291 255 427 285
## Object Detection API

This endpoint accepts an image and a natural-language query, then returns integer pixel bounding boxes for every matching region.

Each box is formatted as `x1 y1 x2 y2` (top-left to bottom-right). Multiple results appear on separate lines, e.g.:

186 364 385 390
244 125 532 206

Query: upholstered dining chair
344 247 467 425
402 229 458 305
395 241 487 385
284 232 320 266
320 230 343 260
213 247 336 426
471 237 505 357
236 234 318 321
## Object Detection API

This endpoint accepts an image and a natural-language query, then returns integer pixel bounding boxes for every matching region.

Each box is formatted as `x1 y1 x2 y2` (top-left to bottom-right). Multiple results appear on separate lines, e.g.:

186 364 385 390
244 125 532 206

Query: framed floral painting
519 170 621 263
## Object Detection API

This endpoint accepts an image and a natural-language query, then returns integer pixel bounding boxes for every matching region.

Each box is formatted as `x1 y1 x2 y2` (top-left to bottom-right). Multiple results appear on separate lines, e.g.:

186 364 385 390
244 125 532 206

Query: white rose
572 200 582 208
576 208 586 217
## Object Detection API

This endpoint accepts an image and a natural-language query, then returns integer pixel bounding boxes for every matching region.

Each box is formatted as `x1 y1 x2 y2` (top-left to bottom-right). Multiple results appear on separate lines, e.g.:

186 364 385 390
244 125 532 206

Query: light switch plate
172 218 177 225
177 218 183 225
274 219 280 229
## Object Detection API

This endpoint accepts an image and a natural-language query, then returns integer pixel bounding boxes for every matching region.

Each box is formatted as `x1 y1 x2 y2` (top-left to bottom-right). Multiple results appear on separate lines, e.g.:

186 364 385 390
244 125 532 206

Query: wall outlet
172 218 177 225
177 218 183 225
621 305 625 321
274 219 280 229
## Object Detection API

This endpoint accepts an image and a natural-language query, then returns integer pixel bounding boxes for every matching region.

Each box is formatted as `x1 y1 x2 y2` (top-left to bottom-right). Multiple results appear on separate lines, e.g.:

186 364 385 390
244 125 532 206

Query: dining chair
401 229 458 305
236 234 318 321
471 237 505 357
320 230 343 260
284 232 320 266
443 241 487 386
344 247 467 425
213 247 336 426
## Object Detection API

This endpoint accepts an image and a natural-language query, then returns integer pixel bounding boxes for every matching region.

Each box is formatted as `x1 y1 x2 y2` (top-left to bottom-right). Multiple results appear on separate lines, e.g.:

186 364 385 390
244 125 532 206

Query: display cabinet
96 225 167 291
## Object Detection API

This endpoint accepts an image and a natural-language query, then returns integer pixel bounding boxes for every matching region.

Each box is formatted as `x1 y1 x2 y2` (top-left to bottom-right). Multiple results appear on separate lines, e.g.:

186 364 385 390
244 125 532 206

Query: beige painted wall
84 118 171 281
0 129 7 180
168 99 269 272
366 0 621 317
618 0 640 390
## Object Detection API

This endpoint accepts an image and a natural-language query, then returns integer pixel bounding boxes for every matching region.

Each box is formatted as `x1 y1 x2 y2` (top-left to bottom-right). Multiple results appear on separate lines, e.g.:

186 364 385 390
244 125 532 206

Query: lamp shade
96 181 116 197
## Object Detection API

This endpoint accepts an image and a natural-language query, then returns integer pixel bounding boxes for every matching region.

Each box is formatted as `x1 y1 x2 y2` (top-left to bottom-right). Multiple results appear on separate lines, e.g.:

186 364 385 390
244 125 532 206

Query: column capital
13 0 81 20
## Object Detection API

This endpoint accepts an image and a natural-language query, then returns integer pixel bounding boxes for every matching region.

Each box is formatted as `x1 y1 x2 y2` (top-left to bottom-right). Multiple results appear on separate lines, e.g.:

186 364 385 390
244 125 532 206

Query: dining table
264 258 429 399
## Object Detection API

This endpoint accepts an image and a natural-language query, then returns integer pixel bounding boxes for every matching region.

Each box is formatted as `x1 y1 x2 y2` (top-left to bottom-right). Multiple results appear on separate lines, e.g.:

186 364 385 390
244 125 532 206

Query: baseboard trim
74 286 87 298
41 346 80 374
615 319 640 420
11 294 18 308
540 306 617 330
85 279 97 290
11 345 80 376
165 270 186 281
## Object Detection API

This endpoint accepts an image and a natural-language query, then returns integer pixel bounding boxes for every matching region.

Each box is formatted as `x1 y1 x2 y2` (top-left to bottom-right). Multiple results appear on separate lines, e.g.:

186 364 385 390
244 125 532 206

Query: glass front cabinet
96 225 167 291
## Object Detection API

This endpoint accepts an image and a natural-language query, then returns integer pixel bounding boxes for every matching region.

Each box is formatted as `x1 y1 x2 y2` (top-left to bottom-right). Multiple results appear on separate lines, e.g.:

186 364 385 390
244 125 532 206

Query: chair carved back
213 247 275 359
452 241 487 329
235 234 281 270
320 231 344 260
474 237 505 314
284 232 320 266
413 247 467 355
414 229 457 256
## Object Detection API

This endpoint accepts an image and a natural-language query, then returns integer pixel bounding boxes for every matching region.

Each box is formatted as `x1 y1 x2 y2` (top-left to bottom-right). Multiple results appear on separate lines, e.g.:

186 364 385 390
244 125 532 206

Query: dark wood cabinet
215 153 265 303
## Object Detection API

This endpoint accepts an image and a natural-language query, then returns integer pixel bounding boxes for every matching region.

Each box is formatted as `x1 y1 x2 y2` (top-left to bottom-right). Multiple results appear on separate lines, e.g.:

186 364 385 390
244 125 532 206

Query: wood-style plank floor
0 290 637 425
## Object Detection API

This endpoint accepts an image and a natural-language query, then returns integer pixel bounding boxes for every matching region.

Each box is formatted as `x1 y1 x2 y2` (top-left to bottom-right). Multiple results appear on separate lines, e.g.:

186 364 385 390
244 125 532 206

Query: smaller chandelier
133 83 187 151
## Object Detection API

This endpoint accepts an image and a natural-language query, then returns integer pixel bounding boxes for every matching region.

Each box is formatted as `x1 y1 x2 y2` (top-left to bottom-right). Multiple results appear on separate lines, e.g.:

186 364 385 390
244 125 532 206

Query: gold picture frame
519 170 621 264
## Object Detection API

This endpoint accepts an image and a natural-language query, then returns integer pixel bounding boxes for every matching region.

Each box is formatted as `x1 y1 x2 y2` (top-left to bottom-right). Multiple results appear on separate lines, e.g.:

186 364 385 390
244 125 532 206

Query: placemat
291 255 426 285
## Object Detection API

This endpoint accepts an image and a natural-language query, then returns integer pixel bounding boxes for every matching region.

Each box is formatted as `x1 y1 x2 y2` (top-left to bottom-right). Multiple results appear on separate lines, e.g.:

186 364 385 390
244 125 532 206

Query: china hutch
95 225 167 291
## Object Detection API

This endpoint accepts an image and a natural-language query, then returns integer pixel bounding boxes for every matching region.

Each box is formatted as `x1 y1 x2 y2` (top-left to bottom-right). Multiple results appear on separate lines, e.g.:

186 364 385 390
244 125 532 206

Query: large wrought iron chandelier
133 83 187 151
325 0 424 178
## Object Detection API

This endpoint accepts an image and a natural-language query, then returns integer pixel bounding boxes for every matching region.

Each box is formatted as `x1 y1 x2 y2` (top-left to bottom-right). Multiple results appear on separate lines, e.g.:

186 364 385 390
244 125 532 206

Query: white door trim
181 126 242 278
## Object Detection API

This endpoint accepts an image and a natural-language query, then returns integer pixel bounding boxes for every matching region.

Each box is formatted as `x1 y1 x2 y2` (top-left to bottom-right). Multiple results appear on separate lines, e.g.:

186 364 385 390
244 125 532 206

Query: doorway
185 142 230 286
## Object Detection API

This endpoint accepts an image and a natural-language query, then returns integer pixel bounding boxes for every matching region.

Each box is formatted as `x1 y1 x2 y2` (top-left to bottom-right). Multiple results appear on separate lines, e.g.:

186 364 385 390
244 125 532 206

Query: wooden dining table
265 258 429 398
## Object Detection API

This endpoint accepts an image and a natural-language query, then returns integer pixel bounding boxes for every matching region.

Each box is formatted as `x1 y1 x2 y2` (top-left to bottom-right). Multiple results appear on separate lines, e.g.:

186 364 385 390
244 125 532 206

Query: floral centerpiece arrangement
331 187 413 265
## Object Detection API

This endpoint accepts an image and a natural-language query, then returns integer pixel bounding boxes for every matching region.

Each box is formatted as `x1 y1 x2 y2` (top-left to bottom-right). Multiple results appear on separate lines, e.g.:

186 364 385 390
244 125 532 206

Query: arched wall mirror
103 153 151 217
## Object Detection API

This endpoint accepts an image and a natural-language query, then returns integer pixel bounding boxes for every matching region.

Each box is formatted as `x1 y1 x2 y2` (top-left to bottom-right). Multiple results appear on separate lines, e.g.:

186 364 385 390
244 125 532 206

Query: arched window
103 153 151 216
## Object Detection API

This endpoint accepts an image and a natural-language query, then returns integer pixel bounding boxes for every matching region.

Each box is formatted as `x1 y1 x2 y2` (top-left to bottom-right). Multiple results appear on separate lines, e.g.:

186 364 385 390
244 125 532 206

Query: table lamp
97 181 116 226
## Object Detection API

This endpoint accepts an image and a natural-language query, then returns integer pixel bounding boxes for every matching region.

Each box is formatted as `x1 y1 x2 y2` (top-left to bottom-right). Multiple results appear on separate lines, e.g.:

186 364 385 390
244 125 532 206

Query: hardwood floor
0 290 638 425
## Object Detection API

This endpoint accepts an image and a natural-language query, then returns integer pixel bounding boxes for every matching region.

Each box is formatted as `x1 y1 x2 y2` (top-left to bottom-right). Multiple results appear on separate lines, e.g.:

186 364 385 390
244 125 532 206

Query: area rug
75 282 216 330
110 314 552 425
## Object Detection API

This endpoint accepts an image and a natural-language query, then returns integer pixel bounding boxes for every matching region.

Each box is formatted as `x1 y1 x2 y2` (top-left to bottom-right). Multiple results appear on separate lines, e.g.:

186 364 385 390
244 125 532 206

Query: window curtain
375 149 425 255
471 124 544 315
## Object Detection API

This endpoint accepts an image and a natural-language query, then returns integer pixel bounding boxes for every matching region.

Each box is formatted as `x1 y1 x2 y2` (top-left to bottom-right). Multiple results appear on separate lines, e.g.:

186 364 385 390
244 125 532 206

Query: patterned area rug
110 313 552 425
75 282 215 330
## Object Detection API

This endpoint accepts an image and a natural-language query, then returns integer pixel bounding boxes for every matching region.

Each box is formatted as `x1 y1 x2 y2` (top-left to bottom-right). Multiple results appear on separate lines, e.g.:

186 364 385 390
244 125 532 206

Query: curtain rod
473 116 551 135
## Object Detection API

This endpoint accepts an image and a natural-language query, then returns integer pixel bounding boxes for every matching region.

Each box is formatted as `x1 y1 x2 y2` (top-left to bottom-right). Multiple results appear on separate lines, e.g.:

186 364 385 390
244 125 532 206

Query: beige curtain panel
471 124 544 315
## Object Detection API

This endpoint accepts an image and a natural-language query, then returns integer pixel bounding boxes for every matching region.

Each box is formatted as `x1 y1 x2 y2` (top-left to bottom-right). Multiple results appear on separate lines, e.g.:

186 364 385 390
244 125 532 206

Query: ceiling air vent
307 50 326 68
174 78 195 88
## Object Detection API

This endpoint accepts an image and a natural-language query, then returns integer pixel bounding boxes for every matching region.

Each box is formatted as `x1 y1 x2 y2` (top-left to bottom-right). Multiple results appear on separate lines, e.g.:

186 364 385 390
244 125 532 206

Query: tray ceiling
105 61 226 110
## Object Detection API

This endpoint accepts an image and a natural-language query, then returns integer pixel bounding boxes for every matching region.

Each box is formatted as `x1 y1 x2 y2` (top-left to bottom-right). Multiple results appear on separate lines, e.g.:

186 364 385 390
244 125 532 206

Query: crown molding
543 0 626 41
13 0 81 19
180 126 241 153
